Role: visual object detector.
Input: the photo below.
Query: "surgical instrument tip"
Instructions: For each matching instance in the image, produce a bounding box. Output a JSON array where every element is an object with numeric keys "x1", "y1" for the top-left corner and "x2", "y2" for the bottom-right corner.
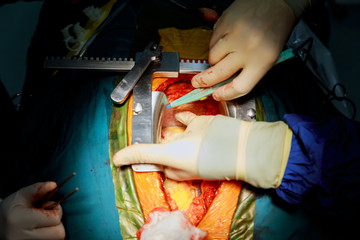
[
  {"x1": 44, "y1": 187, "x2": 79, "y2": 210},
  {"x1": 34, "y1": 172, "x2": 77, "y2": 208}
]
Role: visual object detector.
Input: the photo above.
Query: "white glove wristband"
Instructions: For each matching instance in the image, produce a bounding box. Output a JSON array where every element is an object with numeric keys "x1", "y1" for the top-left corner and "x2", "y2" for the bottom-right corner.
[
  {"x1": 196, "y1": 116, "x2": 292, "y2": 189},
  {"x1": 237, "y1": 121, "x2": 292, "y2": 188},
  {"x1": 197, "y1": 116, "x2": 241, "y2": 179}
]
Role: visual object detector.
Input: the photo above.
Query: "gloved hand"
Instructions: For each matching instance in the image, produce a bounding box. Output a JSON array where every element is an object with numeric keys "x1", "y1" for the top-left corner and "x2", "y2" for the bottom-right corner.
[
  {"x1": 113, "y1": 112, "x2": 293, "y2": 189},
  {"x1": 191, "y1": 0, "x2": 298, "y2": 101},
  {"x1": 0, "y1": 182, "x2": 65, "y2": 240}
]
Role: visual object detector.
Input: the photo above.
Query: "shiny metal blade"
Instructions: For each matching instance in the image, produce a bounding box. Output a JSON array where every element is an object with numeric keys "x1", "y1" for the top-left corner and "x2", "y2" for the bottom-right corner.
[{"x1": 110, "y1": 42, "x2": 162, "y2": 104}]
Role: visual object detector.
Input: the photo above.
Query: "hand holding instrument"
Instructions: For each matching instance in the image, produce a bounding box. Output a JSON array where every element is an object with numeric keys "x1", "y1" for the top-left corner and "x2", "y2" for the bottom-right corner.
[
  {"x1": 44, "y1": 43, "x2": 258, "y2": 172},
  {"x1": 167, "y1": 48, "x2": 295, "y2": 108},
  {"x1": 34, "y1": 172, "x2": 78, "y2": 210},
  {"x1": 0, "y1": 182, "x2": 66, "y2": 239}
]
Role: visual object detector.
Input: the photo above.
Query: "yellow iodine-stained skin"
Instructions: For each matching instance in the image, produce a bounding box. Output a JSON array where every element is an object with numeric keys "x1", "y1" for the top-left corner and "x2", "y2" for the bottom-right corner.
[
  {"x1": 133, "y1": 172, "x2": 170, "y2": 221},
  {"x1": 197, "y1": 181, "x2": 242, "y2": 239}
]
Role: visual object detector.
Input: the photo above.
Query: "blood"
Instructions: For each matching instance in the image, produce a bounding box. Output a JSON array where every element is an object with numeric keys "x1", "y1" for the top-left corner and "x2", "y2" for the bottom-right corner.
[
  {"x1": 201, "y1": 181, "x2": 220, "y2": 209},
  {"x1": 32, "y1": 205, "x2": 60, "y2": 219},
  {"x1": 147, "y1": 74, "x2": 224, "y2": 228},
  {"x1": 159, "y1": 75, "x2": 222, "y2": 129},
  {"x1": 34, "y1": 184, "x2": 46, "y2": 202},
  {"x1": 186, "y1": 196, "x2": 207, "y2": 226},
  {"x1": 165, "y1": 82, "x2": 195, "y2": 103},
  {"x1": 165, "y1": 192, "x2": 179, "y2": 211}
]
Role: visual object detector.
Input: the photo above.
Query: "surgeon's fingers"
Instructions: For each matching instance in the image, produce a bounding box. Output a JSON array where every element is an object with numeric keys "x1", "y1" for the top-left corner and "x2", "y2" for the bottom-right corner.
[
  {"x1": 208, "y1": 36, "x2": 229, "y2": 66},
  {"x1": 17, "y1": 182, "x2": 63, "y2": 228},
  {"x1": 174, "y1": 111, "x2": 197, "y2": 126},
  {"x1": 29, "y1": 223, "x2": 65, "y2": 240},
  {"x1": 209, "y1": 21, "x2": 227, "y2": 49},
  {"x1": 22, "y1": 203, "x2": 63, "y2": 229},
  {"x1": 113, "y1": 141, "x2": 198, "y2": 171},
  {"x1": 164, "y1": 167, "x2": 202, "y2": 181},
  {"x1": 192, "y1": 52, "x2": 242, "y2": 89},
  {"x1": 212, "y1": 63, "x2": 270, "y2": 101},
  {"x1": 22, "y1": 182, "x2": 57, "y2": 206},
  {"x1": 113, "y1": 144, "x2": 168, "y2": 167}
]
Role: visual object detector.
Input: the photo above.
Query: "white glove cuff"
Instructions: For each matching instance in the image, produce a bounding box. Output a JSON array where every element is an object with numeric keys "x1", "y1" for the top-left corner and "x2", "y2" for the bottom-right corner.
[
  {"x1": 197, "y1": 115, "x2": 240, "y2": 179},
  {"x1": 236, "y1": 121, "x2": 292, "y2": 189},
  {"x1": 195, "y1": 116, "x2": 292, "y2": 189}
]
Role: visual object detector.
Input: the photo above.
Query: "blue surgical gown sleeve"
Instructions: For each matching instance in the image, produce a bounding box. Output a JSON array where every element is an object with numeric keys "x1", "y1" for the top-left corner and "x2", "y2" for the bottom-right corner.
[{"x1": 276, "y1": 114, "x2": 360, "y2": 210}]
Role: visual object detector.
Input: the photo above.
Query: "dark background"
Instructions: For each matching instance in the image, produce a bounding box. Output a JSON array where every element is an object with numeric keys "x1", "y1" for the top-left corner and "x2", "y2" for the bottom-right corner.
[{"x1": 0, "y1": 0, "x2": 359, "y2": 120}]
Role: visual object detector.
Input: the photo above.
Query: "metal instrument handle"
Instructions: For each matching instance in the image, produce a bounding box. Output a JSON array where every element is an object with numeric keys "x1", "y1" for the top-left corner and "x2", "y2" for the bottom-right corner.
[{"x1": 110, "y1": 42, "x2": 162, "y2": 104}]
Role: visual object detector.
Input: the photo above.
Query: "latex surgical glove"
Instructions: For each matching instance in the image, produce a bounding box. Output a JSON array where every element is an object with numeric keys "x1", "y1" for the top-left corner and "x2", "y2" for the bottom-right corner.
[
  {"x1": 0, "y1": 182, "x2": 65, "y2": 240},
  {"x1": 113, "y1": 112, "x2": 292, "y2": 189},
  {"x1": 192, "y1": 0, "x2": 299, "y2": 101}
]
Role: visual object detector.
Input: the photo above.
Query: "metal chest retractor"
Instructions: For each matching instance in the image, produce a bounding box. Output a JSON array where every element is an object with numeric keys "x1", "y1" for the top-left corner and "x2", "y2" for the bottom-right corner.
[{"x1": 44, "y1": 42, "x2": 257, "y2": 172}]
